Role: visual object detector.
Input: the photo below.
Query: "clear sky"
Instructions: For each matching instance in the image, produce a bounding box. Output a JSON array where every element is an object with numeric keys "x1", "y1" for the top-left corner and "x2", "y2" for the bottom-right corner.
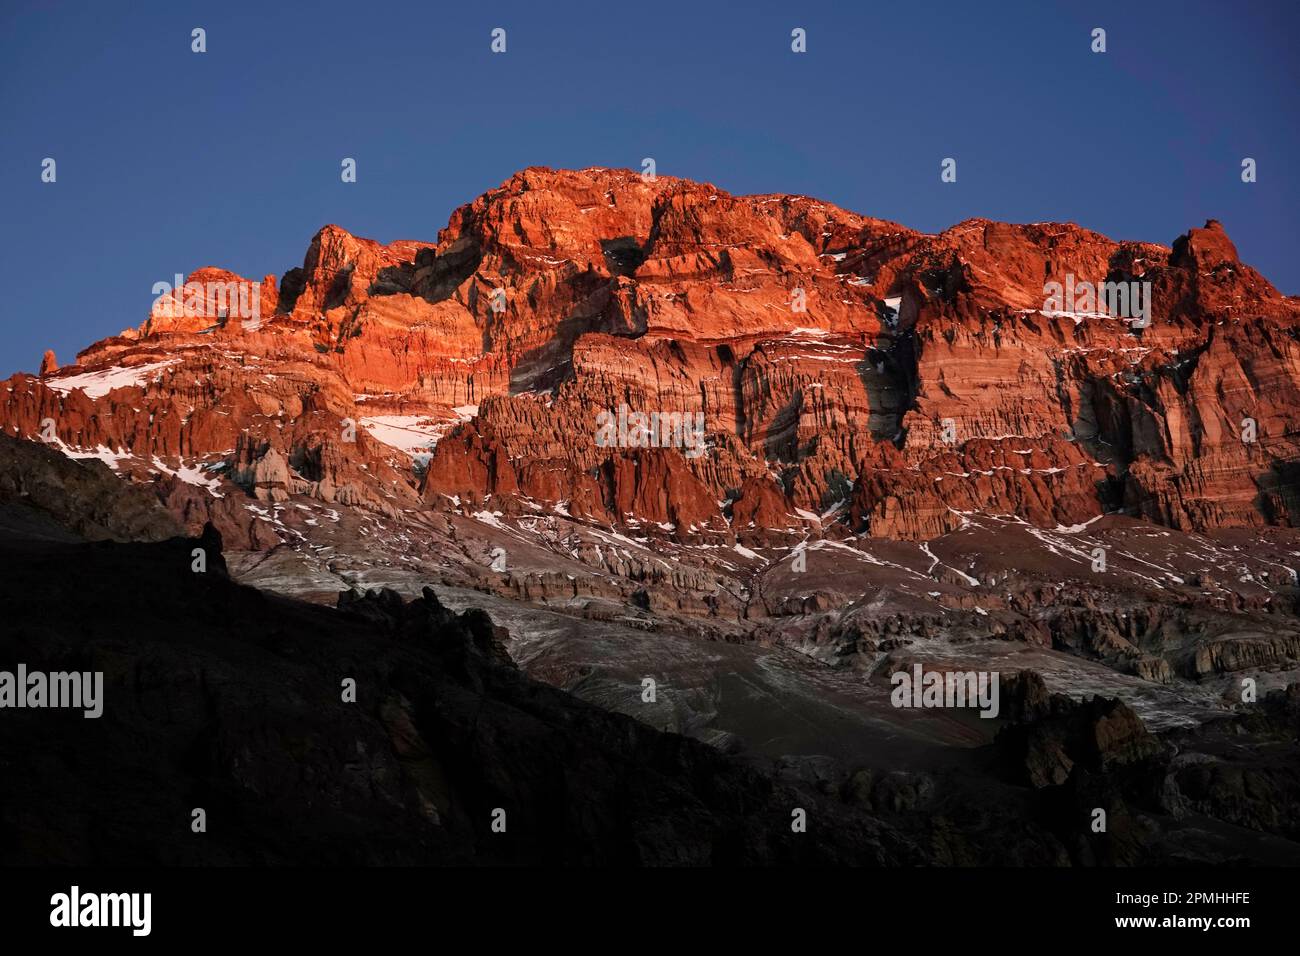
[{"x1": 2, "y1": 0, "x2": 1296, "y2": 374}]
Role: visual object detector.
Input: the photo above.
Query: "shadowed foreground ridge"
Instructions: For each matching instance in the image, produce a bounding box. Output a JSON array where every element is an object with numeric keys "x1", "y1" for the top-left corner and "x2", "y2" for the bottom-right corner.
[{"x1": 1, "y1": 447, "x2": 1298, "y2": 866}]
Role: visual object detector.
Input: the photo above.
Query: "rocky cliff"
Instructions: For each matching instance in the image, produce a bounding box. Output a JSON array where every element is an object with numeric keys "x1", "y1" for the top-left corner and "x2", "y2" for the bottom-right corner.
[{"x1": 3, "y1": 167, "x2": 1297, "y2": 551}]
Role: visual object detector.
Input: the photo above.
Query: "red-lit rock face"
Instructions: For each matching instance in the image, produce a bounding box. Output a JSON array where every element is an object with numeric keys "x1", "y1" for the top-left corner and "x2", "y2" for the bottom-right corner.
[{"x1": 4, "y1": 166, "x2": 1299, "y2": 547}]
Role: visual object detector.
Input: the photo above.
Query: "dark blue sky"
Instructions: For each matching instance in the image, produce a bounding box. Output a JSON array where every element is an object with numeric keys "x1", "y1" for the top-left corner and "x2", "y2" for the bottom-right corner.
[{"x1": 2, "y1": 0, "x2": 1296, "y2": 374}]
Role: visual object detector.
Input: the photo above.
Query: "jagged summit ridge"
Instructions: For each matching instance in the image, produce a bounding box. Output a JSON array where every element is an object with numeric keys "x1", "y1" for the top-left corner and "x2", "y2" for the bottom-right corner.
[{"x1": 2, "y1": 166, "x2": 1297, "y2": 550}]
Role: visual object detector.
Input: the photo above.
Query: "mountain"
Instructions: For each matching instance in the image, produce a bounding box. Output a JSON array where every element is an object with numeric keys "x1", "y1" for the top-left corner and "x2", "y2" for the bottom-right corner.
[
  {"x1": 3, "y1": 166, "x2": 1299, "y2": 771},
  {"x1": 10, "y1": 167, "x2": 1300, "y2": 541}
]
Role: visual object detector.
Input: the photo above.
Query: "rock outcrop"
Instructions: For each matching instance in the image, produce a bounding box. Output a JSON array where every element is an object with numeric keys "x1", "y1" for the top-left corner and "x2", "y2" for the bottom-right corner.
[{"x1": 4, "y1": 167, "x2": 1297, "y2": 551}]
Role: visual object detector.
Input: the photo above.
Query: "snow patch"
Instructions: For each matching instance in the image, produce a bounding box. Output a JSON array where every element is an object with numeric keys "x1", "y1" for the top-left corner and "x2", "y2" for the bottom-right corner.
[{"x1": 45, "y1": 360, "x2": 180, "y2": 399}]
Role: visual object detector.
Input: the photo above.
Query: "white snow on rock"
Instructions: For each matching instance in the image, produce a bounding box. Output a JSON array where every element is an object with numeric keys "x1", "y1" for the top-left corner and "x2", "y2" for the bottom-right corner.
[
  {"x1": 1053, "y1": 515, "x2": 1105, "y2": 534},
  {"x1": 44, "y1": 360, "x2": 180, "y2": 399},
  {"x1": 471, "y1": 510, "x2": 505, "y2": 529},
  {"x1": 360, "y1": 416, "x2": 452, "y2": 461},
  {"x1": 49, "y1": 439, "x2": 134, "y2": 469},
  {"x1": 151, "y1": 456, "x2": 225, "y2": 497},
  {"x1": 361, "y1": 407, "x2": 480, "y2": 464}
]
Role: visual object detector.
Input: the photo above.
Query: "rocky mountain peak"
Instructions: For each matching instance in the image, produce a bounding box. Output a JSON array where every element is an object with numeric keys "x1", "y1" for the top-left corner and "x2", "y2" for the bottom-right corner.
[{"x1": 2, "y1": 166, "x2": 1297, "y2": 557}]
